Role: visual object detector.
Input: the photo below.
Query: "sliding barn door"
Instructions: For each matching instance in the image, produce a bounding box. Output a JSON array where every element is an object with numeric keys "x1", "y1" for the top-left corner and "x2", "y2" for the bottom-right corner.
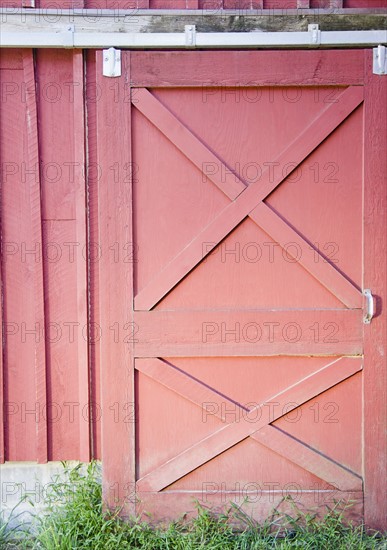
[{"x1": 95, "y1": 50, "x2": 386, "y2": 529}]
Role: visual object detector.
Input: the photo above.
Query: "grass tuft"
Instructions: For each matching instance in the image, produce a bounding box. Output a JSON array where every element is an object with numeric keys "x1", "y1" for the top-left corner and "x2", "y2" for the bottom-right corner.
[{"x1": 1, "y1": 461, "x2": 386, "y2": 549}]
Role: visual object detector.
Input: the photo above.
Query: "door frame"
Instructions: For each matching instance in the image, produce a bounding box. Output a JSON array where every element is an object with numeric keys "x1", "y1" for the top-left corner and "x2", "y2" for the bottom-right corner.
[{"x1": 93, "y1": 49, "x2": 386, "y2": 530}]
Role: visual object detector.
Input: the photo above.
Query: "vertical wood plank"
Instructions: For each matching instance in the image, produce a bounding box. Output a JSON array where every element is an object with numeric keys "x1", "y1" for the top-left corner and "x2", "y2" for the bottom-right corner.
[
  {"x1": 85, "y1": 50, "x2": 101, "y2": 460},
  {"x1": 96, "y1": 50, "x2": 135, "y2": 515},
  {"x1": 199, "y1": 0, "x2": 223, "y2": 9},
  {"x1": 0, "y1": 66, "x2": 25, "y2": 462},
  {"x1": 0, "y1": 58, "x2": 7, "y2": 463},
  {"x1": 36, "y1": 50, "x2": 89, "y2": 462},
  {"x1": 22, "y1": 50, "x2": 47, "y2": 463},
  {"x1": 0, "y1": 54, "x2": 46, "y2": 461},
  {"x1": 363, "y1": 51, "x2": 387, "y2": 532},
  {"x1": 0, "y1": 50, "x2": 23, "y2": 70},
  {"x1": 73, "y1": 51, "x2": 90, "y2": 463},
  {"x1": 0, "y1": 170, "x2": 3, "y2": 464}
]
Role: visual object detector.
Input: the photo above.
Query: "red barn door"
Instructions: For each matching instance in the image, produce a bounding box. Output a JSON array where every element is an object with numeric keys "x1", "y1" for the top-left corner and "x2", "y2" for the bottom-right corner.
[{"x1": 95, "y1": 50, "x2": 386, "y2": 529}]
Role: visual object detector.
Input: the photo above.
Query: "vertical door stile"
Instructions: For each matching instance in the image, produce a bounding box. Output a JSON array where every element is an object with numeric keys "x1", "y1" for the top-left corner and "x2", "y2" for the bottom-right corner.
[
  {"x1": 96, "y1": 50, "x2": 136, "y2": 515},
  {"x1": 363, "y1": 49, "x2": 387, "y2": 531}
]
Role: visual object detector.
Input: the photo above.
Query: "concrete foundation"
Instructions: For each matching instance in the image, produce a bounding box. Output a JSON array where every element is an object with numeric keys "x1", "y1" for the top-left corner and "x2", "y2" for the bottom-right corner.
[{"x1": 0, "y1": 461, "x2": 95, "y2": 529}]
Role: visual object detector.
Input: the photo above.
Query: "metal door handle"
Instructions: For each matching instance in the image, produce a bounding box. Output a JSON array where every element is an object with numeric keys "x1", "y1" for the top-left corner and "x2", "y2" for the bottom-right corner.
[{"x1": 363, "y1": 289, "x2": 374, "y2": 324}]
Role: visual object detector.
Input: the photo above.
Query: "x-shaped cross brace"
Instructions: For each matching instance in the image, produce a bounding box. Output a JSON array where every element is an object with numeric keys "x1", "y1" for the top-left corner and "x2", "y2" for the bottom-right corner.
[
  {"x1": 136, "y1": 356, "x2": 362, "y2": 492},
  {"x1": 133, "y1": 86, "x2": 363, "y2": 311}
]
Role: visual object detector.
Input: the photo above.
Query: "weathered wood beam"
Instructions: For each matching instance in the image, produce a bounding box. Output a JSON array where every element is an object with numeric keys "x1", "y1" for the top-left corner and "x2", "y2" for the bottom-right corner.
[{"x1": 0, "y1": 9, "x2": 386, "y2": 35}]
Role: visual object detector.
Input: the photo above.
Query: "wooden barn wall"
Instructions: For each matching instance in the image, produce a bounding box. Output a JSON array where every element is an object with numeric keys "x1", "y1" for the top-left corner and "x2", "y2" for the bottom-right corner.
[
  {"x1": 0, "y1": 49, "x2": 93, "y2": 462},
  {"x1": 0, "y1": 1, "x2": 386, "y2": 9},
  {"x1": 0, "y1": 0, "x2": 386, "y2": 463}
]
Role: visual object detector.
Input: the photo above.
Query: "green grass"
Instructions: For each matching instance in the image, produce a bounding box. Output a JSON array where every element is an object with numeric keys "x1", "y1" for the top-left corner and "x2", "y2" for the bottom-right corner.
[{"x1": 1, "y1": 462, "x2": 386, "y2": 549}]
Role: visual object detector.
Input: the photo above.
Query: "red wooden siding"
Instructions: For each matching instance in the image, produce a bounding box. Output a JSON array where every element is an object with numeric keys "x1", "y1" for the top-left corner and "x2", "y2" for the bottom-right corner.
[
  {"x1": 0, "y1": 50, "x2": 47, "y2": 462},
  {"x1": 0, "y1": 49, "x2": 91, "y2": 462}
]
